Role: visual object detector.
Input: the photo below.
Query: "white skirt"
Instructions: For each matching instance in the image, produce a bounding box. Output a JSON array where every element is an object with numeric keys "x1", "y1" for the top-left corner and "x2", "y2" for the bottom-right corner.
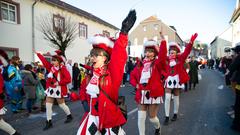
[
  {"x1": 140, "y1": 90, "x2": 163, "y2": 104},
  {"x1": 165, "y1": 75, "x2": 184, "y2": 89},
  {"x1": 77, "y1": 113, "x2": 125, "y2": 135},
  {"x1": 45, "y1": 86, "x2": 62, "y2": 98},
  {"x1": 0, "y1": 107, "x2": 7, "y2": 115}
]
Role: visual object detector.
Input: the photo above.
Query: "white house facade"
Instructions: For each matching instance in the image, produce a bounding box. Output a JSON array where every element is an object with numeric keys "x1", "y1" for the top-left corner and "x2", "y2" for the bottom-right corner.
[
  {"x1": 0, "y1": 0, "x2": 119, "y2": 64},
  {"x1": 230, "y1": 0, "x2": 240, "y2": 47},
  {"x1": 210, "y1": 26, "x2": 232, "y2": 59}
]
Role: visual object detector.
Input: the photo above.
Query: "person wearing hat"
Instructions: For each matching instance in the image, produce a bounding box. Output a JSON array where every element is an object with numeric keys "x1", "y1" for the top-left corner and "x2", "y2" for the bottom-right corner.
[
  {"x1": 0, "y1": 49, "x2": 21, "y2": 135},
  {"x1": 4, "y1": 55, "x2": 24, "y2": 113},
  {"x1": 76, "y1": 10, "x2": 136, "y2": 135},
  {"x1": 36, "y1": 50, "x2": 73, "y2": 130},
  {"x1": 129, "y1": 33, "x2": 166, "y2": 135},
  {"x1": 226, "y1": 43, "x2": 240, "y2": 132},
  {"x1": 163, "y1": 33, "x2": 198, "y2": 125}
]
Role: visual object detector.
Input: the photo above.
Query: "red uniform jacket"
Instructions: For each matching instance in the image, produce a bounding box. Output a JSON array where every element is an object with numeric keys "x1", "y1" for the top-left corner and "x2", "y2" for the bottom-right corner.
[
  {"x1": 36, "y1": 53, "x2": 71, "y2": 97},
  {"x1": 98, "y1": 33, "x2": 128, "y2": 129},
  {"x1": 0, "y1": 70, "x2": 4, "y2": 109},
  {"x1": 164, "y1": 41, "x2": 194, "y2": 84},
  {"x1": 130, "y1": 40, "x2": 167, "y2": 103},
  {"x1": 79, "y1": 33, "x2": 128, "y2": 129}
]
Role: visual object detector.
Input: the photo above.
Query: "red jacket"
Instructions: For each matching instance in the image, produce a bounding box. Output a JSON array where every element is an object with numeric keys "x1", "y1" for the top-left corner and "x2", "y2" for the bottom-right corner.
[
  {"x1": 37, "y1": 53, "x2": 71, "y2": 97},
  {"x1": 79, "y1": 33, "x2": 128, "y2": 129},
  {"x1": 130, "y1": 40, "x2": 167, "y2": 103},
  {"x1": 0, "y1": 70, "x2": 4, "y2": 109},
  {"x1": 98, "y1": 33, "x2": 128, "y2": 129},
  {"x1": 164, "y1": 41, "x2": 194, "y2": 84}
]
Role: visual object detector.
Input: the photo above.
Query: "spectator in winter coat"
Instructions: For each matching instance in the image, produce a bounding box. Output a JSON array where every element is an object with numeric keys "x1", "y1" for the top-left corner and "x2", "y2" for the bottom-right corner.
[{"x1": 22, "y1": 64, "x2": 39, "y2": 114}]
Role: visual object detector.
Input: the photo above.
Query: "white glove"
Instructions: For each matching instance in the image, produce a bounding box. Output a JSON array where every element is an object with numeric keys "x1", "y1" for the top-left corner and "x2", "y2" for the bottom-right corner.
[{"x1": 47, "y1": 72, "x2": 53, "y2": 78}]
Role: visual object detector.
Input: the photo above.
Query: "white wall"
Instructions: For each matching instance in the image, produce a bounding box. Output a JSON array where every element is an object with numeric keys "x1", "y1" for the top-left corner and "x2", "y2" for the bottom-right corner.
[
  {"x1": 232, "y1": 17, "x2": 240, "y2": 47},
  {"x1": 0, "y1": 0, "x2": 33, "y2": 64},
  {"x1": 34, "y1": 2, "x2": 118, "y2": 64},
  {"x1": 0, "y1": 0, "x2": 118, "y2": 65}
]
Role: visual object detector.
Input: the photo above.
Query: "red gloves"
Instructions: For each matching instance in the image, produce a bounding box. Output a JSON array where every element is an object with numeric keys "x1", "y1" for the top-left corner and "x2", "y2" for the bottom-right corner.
[{"x1": 189, "y1": 33, "x2": 198, "y2": 44}]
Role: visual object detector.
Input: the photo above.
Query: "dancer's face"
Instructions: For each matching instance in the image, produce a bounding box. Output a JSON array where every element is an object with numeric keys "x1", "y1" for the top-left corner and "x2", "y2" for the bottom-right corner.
[
  {"x1": 169, "y1": 50, "x2": 177, "y2": 56},
  {"x1": 145, "y1": 48, "x2": 155, "y2": 60},
  {"x1": 90, "y1": 48, "x2": 108, "y2": 69},
  {"x1": 51, "y1": 58, "x2": 59, "y2": 67}
]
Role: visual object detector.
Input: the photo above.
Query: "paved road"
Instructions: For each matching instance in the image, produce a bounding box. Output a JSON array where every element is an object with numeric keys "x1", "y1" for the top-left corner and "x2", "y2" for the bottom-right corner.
[{"x1": 1, "y1": 69, "x2": 239, "y2": 135}]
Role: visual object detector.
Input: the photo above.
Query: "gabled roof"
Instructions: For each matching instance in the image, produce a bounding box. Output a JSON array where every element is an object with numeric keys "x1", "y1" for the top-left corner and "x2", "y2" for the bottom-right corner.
[
  {"x1": 43, "y1": 0, "x2": 119, "y2": 30},
  {"x1": 141, "y1": 15, "x2": 159, "y2": 23},
  {"x1": 230, "y1": 6, "x2": 240, "y2": 23}
]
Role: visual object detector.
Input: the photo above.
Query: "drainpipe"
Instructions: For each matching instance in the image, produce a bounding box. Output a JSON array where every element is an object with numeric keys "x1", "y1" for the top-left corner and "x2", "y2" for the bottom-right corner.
[{"x1": 32, "y1": 0, "x2": 39, "y2": 62}]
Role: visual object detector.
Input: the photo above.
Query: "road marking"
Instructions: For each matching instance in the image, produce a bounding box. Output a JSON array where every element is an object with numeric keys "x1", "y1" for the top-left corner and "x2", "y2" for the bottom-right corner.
[
  {"x1": 127, "y1": 108, "x2": 138, "y2": 115},
  {"x1": 218, "y1": 85, "x2": 224, "y2": 90},
  {"x1": 28, "y1": 112, "x2": 58, "y2": 119}
]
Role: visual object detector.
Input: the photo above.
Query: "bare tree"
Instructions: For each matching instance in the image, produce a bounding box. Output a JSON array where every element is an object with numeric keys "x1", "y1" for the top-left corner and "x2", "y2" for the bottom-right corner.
[{"x1": 38, "y1": 13, "x2": 78, "y2": 57}]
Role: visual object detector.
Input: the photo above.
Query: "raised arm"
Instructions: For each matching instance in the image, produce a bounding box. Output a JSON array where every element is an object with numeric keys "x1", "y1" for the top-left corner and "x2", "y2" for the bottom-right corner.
[
  {"x1": 36, "y1": 53, "x2": 51, "y2": 72},
  {"x1": 108, "y1": 10, "x2": 136, "y2": 97},
  {"x1": 180, "y1": 33, "x2": 198, "y2": 61},
  {"x1": 156, "y1": 32, "x2": 167, "y2": 69}
]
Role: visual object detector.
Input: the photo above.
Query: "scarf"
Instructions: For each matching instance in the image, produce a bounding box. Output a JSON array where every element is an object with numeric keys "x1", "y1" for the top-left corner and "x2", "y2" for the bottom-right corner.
[
  {"x1": 140, "y1": 59, "x2": 153, "y2": 84},
  {"x1": 86, "y1": 66, "x2": 105, "y2": 98},
  {"x1": 169, "y1": 55, "x2": 177, "y2": 67}
]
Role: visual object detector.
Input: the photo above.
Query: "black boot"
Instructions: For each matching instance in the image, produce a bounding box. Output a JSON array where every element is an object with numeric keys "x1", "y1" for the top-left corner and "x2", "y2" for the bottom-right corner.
[
  {"x1": 163, "y1": 117, "x2": 169, "y2": 125},
  {"x1": 64, "y1": 114, "x2": 73, "y2": 123},
  {"x1": 171, "y1": 114, "x2": 177, "y2": 121},
  {"x1": 155, "y1": 127, "x2": 161, "y2": 135},
  {"x1": 13, "y1": 131, "x2": 21, "y2": 135},
  {"x1": 43, "y1": 120, "x2": 53, "y2": 130}
]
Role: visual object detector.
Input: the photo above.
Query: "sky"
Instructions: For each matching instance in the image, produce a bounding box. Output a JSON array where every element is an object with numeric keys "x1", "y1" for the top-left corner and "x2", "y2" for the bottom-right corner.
[{"x1": 62, "y1": 0, "x2": 236, "y2": 44}]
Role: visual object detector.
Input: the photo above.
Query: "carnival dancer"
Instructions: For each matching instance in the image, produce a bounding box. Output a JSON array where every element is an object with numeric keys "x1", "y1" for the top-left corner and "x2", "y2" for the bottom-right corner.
[
  {"x1": 0, "y1": 49, "x2": 21, "y2": 135},
  {"x1": 76, "y1": 10, "x2": 136, "y2": 135},
  {"x1": 4, "y1": 56, "x2": 23, "y2": 113},
  {"x1": 35, "y1": 50, "x2": 73, "y2": 130},
  {"x1": 129, "y1": 33, "x2": 166, "y2": 135},
  {"x1": 163, "y1": 33, "x2": 198, "y2": 125}
]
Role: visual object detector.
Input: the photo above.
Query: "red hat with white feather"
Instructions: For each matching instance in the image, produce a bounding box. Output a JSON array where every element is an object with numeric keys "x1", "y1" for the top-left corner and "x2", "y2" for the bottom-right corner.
[
  {"x1": 168, "y1": 42, "x2": 181, "y2": 53},
  {"x1": 51, "y1": 50, "x2": 66, "y2": 63},
  {"x1": 144, "y1": 39, "x2": 159, "y2": 53},
  {"x1": 88, "y1": 34, "x2": 115, "y2": 55}
]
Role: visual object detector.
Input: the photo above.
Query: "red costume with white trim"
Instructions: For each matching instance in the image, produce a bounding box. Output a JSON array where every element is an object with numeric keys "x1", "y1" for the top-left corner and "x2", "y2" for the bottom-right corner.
[
  {"x1": 130, "y1": 40, "x2": 167, "y2": 104},
  {"x1": 77, "y1": 33, "x2": 128, "y2": 135},
  {"x1": 164, "y1": 33, "x2": 198, "y2": 88},
  {"x1": 36, "y1": 53, "x2": 71, "y2": 97}
]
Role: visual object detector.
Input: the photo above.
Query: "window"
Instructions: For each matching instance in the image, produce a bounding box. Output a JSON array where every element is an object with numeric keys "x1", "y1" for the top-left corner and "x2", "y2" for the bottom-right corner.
[
  {"x1": 0, "y1": 47, "x2": 19, "y2": 59},
  {"x1": 102, "y1": 30, "x2": 110, "y2": 37},
  {"x1": 154, "y1": 24, "x2": 159, "y2": 30},
  {"x1": 0, "y1": 0, "x2": 20, "y2": 24},
  {"x1": 53, "y1": 14, "x2": 65, "y2": 32},
  {"x1": 134, "y1": 38, "x2": 138, "y2": 45},
  {"x1": 143, "y1": 26, "x2": 146, "y2": 31},
  {"x1": 79, "y1": 23, "x2": 87, "y2": 38}
]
